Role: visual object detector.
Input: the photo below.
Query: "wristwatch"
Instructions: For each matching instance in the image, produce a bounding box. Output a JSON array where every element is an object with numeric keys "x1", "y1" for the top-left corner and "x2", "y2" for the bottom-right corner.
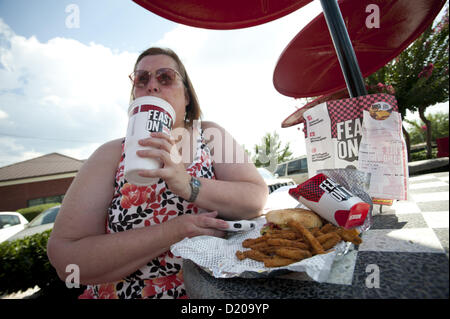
[{"x1": 187, "y1": 176, "x2": 201, "y2": 202}]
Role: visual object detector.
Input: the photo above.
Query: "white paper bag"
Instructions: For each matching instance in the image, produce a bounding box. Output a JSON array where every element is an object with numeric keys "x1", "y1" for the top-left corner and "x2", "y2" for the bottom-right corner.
[{"x1": 302, "y1": 93, "x2": 408, "y2": 201}]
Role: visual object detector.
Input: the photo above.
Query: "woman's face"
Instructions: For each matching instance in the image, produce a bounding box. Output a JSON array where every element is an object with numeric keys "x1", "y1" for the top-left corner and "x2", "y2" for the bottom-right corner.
[{"x1": 133, "y1": 54, "x2": 189, "y2": 129}]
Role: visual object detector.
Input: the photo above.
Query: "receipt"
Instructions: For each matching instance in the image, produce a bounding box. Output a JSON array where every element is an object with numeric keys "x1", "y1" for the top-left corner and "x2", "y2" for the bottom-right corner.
[{"x1": 358, "y1": 110, "x2": 408, "y2": 200}]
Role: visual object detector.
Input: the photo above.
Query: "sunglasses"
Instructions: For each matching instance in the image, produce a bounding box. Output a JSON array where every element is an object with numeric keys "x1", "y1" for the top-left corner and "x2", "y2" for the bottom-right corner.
[{"x1": 129, "y1": 68, "x2": 185, "y2": 88}]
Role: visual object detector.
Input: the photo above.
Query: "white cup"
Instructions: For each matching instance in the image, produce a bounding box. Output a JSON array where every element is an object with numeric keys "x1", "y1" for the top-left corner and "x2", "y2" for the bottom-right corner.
[{"x1": 124, "y1": 96, "x2": 176, "y2": 185}]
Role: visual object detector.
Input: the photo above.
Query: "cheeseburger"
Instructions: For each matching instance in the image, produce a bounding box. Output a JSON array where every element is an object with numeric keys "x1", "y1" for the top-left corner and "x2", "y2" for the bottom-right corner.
[{"x1": 261, "y1": 208, "x2": 322, "y2": 234}]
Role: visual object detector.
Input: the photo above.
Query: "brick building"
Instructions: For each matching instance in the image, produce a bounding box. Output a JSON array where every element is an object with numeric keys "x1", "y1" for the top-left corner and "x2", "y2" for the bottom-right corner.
[{"x1": 0, "y1": 153, "x2": 84, "y2": 211}]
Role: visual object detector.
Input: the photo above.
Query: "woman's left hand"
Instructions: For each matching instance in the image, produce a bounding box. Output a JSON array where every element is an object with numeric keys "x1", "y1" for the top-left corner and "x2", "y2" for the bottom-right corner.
[{"x1": 136, "y1": 132, "x2": 191, "y2": 199}]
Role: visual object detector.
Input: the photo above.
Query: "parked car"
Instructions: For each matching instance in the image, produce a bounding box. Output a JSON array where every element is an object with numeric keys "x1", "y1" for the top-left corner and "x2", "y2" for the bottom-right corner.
[
  {"x1": 7, "y1": 205, "x2": 61, "y2": 242},
  {"x1": 0, "y1": 212, "x2": 29, "y2": 243},
  {"x1": 273, "y1": 156, "x2": 309, "y2": 184},
  {"x1": 257, "y1": 167, "x2": 295, "y2": 194}
]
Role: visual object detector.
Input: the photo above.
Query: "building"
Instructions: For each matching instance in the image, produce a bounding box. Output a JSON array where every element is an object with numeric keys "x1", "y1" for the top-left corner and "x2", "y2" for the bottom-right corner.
[{"x1": 0, "y1": 153, "x2": 84, "y2": 211}]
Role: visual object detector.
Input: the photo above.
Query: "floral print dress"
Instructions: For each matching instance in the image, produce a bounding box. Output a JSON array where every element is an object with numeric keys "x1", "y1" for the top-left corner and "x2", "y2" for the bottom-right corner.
[{"x1": 79, "y1": 121, "x2": 215, "y2": 299}]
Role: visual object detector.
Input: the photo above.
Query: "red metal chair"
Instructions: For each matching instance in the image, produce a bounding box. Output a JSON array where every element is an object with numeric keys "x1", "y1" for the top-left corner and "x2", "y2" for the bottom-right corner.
[{"x1": 436, "y1": 136, "x2": 449, "y2": 158}]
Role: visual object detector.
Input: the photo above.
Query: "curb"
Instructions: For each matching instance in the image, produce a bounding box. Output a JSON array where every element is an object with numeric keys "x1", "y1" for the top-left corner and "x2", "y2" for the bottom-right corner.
[{"x1": 408, "y1": 157, "x2": 449, "y2": 176}]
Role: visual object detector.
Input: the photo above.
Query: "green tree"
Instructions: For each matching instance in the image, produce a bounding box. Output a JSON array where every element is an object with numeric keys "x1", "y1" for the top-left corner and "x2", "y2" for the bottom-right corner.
[
  {"x1": 366, "y1": 5, "x2": 449, "y2": 160},
  {"x1": 405, "y1": 111, "x2": 449, "y2": 145},
  {"x1": 253, "y1": 131, "x2": 293, "y2": 171}
]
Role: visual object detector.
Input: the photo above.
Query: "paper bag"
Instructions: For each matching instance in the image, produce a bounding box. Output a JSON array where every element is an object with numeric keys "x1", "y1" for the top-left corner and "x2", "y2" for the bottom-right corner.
[{"x1": 302, "y1": 93, "x2": 408, "y2": 201}]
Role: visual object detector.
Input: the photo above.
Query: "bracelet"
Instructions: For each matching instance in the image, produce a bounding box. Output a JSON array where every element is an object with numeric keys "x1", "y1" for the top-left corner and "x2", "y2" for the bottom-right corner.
[{"x1": 187, "y1": 176, "x2": 201, "y2": 202}]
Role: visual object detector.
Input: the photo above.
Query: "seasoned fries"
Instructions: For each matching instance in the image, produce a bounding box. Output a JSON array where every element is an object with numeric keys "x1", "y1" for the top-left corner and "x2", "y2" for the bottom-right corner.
[
  {"x1": 263, "y1": 256, "x2": 297, "y2": 268},
  {"x1": 288, "y1": 220, "x2": 325, "y2": 255},
  {"x1": 266, "y1": 238, "x2": 309, "y2": 250},
  {"x1": 236, "y1": 223, "x2": 363, "y2": 268},
  {"x1": 336, "y1": 227, "x2": 362, "y2": 245},
  {"x1": 275, "y1": 247, "x2": 312, "y2": 260},
  {"x1": 320, "y1": 223, "x2": 338, "y2": 234}
]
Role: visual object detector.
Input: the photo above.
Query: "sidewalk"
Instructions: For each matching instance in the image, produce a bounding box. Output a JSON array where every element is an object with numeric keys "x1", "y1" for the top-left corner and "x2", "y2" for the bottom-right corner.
[{"x1": 1, "y1": 286, "x2": 40, "y2": 299}]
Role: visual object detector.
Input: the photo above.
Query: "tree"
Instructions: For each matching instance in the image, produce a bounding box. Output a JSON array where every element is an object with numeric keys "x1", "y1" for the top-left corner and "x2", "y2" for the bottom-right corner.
[
  {"x1": 252, "y1": 131, "x2": 293, "y2": 171},
  {"x1": 366, "y1": 5, "x2": 449, "y2": 160},
  {"x1": 404, "y1": 111, "x2": 449, "y2": 145}
]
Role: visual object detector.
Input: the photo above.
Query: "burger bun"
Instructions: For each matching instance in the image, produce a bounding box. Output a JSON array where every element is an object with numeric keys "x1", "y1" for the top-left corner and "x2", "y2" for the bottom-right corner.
[{"x1": 265, "y1": 208, "x2": 322, "y2": 229}]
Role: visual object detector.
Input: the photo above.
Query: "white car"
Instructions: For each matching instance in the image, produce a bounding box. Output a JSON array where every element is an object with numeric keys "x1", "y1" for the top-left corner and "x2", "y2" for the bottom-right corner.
[
  {"x1": 257, "y1": 167, "x2": 296, "y2": 193},
  {"x1": 0, "y1": 212, "x2": 29, "y2": 243},
  {"x1": 7, "y1": 205, "x2": 61, "y2": 242}
]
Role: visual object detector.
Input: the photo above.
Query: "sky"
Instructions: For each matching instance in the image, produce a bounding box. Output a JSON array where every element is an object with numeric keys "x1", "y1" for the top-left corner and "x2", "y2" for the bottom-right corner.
[{"x1": 0, "y1": 0, "x2": 448, "y2": 168}]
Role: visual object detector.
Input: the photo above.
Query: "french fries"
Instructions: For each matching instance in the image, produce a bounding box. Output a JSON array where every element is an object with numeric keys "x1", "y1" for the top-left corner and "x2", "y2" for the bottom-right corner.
[
  {"x1": 275, "y1": 247, "x2": 312, "y2": 260},
  {"x1": 236, "y1": 223, "x2": 362, "y2": 268},
  {"x1": 288, "y1": 220, "x2": 325, "y2": 255}
]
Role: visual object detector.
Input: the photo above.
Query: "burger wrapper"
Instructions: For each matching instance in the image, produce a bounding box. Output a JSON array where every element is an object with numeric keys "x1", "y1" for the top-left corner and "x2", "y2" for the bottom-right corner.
[
  {"x1": 170, "y1": 216, "x2": 351, "y2": 282},
  {"x1": 317, "y1": 168, "x2": 373, "y2": 232}
]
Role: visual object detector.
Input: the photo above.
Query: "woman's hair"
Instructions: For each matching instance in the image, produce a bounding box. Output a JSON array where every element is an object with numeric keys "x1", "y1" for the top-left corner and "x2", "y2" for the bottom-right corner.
[{"x1": 130, "y1": 47, "x2": 202, "y2": 127}]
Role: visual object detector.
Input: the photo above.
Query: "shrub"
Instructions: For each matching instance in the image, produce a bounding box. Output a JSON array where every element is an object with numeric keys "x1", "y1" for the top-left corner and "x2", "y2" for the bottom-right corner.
[
  {"x1": 0, "y1": 229, "x2": 59, "y2": 295},
  {"x1": 410, "y1": 148, "x2": 438, "y2": 162},
  {"x1": 17, "y1": 203, "x2": 60, "y2": 222},
  {"x1": 0, "y1": 228, "x2": 86, "y2": 299}
]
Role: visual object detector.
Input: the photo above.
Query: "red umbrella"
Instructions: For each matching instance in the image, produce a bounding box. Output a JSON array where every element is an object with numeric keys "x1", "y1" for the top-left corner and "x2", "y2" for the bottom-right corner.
[
  {"x1": 273, "y1": 0, "x2": 446, "y2": 98},
  {"x1": 132, "y1": 0, "x2": 312, "y2": 30}
]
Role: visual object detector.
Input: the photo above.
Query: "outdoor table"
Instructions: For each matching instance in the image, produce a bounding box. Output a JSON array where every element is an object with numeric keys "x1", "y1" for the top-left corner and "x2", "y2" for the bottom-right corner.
[{"x1": 181, "y1": 173, "x2": 449, "y2": 298}]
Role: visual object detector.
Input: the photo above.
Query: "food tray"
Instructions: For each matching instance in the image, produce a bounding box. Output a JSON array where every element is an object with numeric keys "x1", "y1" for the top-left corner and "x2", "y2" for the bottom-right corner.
[{"x1": 170, "y1": 216, "x2": 350, "y2": 281}]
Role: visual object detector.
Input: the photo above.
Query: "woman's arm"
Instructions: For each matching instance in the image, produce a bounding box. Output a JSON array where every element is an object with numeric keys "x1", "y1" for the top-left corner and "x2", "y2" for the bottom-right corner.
[
  {"x1": 196, "y1": 121, "x2": 269, "y2": 219},
  {"x1": 47, "y1": 139, "x2": 228, "y2": 285},
  {"x1": 137, "y1": 121, "x2": 269, "y2": 220}
]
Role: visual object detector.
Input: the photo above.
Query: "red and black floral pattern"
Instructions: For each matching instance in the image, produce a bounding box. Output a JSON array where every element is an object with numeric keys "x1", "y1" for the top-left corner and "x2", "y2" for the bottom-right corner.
[{"x1": 80, "y1": 122, "x2": 215, "y2": 299}]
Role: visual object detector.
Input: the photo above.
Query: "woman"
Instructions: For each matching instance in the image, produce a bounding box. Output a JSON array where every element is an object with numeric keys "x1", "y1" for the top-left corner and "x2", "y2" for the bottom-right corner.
[{"x1": 47, "y1": 47, "x2": 268, "y2": 299}]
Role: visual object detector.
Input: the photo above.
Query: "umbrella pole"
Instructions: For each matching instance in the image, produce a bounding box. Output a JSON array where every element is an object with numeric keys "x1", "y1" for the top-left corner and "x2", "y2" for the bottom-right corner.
[{"x1": 319, "y1": 0, "x2": 368, "y2": 98}]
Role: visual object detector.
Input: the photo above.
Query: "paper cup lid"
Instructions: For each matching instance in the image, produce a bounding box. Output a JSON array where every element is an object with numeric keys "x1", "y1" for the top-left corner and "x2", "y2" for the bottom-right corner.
[{"x1": 127, "y1": 96, "x2": 176, "y2": 122}]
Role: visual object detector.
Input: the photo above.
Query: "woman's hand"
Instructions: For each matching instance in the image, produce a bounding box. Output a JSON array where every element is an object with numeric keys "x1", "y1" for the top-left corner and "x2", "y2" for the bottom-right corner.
[
  {"x1": 136, "y1": 132, "x2": 191, "y2": 199},
  {"x1": 166, "y1": 211, "x2": 229, "y2": 241}
]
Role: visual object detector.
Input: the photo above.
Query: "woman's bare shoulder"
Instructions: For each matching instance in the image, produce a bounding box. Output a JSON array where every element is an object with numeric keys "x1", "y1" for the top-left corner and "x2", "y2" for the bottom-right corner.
[
  {"x1": 84, "y1": 138, "x2": 123, "y2": 168},
  {"x1": 201, "y1": 121, "x2": 228, "y2": 137},
  {"x1": 97, "y1": 138, "x2": 124, "y2": 153},
  {"x1": 201, "y1": 120, "x2": 224, "y2": 131}
]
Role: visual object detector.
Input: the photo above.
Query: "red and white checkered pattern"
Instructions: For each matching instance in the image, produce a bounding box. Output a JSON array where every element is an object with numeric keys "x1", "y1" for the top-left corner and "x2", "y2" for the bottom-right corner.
[{"x1": 302, "y1": 93, "x2": 398, "y2": 138}]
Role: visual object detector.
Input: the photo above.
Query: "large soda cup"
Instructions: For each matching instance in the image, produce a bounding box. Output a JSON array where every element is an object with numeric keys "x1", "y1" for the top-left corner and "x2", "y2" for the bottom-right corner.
[
  {"x1": 289, "y1": 173, "x2": 369, "y2": 229},
  {"x1": 124, "y1": 96, "x2": 176, "y2": 186}
]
